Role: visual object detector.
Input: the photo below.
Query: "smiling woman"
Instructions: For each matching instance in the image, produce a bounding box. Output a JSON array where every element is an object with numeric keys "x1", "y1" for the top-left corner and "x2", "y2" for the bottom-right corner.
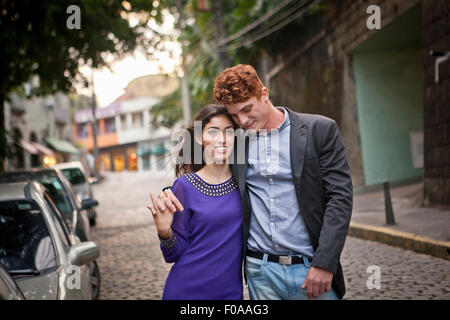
[
  {"x1": 147, "y1": 104, "x2": 244, "y2": 300},
  {"x1": 174, "y1": 104, "x2": 237, "y2": 178}
]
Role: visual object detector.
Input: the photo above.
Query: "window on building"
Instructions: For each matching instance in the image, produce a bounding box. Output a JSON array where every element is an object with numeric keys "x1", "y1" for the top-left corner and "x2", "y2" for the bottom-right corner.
[
  {"x1": 76, "y1": 122, "x2": 89, "y2": 138},
  {"x1": 120, "y1": 115, "x2": 127, "y2": 131},
  {"x1": 56, "y1": 123, "x2": 65, "y2": 139},
  {"x1": 132, "y1": 112, "x2": 143, "y2": 129},
  {"x1": 104, "y1": 117, "x2": 116, "y2": 133},
  {"x1": 143, "y1": 155, "x2": 151, "y2": 170}
]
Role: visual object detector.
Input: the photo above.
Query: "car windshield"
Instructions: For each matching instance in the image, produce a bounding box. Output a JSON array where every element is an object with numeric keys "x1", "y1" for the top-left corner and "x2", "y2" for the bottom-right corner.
[
  {"x1": 61, "y1": 168, "x2": 86, "y2": 185},
  {"x1": 0, "y1": 200, "x2": 57, "y2": 274},
  {"x1": 37, "y1": 176, "x2": 73, "y2": 216}
]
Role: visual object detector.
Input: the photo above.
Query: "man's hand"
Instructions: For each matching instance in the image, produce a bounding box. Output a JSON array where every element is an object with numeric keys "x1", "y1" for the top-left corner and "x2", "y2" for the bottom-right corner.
[
  {"x1": 301, "y1": 266, "x2": 333, "y2": 299},
  {"x1": 147, "y1": 189, "x2": 184, "y2": 215}
]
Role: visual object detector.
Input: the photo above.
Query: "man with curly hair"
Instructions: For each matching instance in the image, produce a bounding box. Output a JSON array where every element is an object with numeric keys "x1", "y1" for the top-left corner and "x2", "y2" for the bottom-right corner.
[{"x1": 156, "y1": 64, "x2": 353, "y2": 300}]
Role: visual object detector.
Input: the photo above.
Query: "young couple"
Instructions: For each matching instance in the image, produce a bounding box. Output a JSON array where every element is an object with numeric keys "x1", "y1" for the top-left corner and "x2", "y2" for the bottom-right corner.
[{"x1": 147, "y1": 64, "x2": 353, "y2": 300}]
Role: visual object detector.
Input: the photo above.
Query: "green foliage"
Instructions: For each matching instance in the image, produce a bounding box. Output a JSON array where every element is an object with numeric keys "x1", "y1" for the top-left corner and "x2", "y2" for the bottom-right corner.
[
  {"x1": 150, "y1": 0, "x2": 283, "y2": 127},
  {"x1": 149, "y1": 0, "x2": 325, "y2": 127},
  {"x1": 0, "y1": 0, "x2": 158, "y2": 165}
]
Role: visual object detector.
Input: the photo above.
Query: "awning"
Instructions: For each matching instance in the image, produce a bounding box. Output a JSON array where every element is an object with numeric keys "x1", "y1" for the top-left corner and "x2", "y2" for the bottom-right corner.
[
  {"x1": 137, "y1": 149, "x2": 152, "y2": 157},
  {"x1": 45, "y1": 137, "x2": 79, "y2": 155},
  {"x1": 151, "y1": 145, "x2": 168, "y2": 155},
  {"x1": 18, "y1": 139, "x2": 39, "y2": 154},
  {"x1": 31, "y1": 142, "x2": 54, "y2": 156}
]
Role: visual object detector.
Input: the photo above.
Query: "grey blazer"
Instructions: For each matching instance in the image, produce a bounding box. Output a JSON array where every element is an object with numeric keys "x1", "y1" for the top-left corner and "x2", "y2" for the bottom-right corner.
[{"x1": 231, "y1": 107, "x2": 353, "y2": 299}]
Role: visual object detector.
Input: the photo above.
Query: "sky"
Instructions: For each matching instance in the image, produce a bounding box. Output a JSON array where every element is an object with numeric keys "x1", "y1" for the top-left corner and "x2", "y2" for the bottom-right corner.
[{"x1": 77, "y1": 9, "x2": 181, "y2": 108}]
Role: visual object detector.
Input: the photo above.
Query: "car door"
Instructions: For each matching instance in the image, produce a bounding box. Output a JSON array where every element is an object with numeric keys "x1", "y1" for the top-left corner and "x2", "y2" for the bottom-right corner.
[
  {"x1": 58, "y1": 172, "x2": 91, "y2": 241},
  {"x1": 0, "y1": 264, "x2": 25, "y2": 300},
  {"x1": 42, "y1": 195, "x2": 91, "y2": 300}
]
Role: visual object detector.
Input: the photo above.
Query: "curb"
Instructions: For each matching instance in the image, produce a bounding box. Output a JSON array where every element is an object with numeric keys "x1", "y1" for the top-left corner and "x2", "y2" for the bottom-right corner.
[{"x1": 348, "y1": 222, "x2": 450, "y2": 261}]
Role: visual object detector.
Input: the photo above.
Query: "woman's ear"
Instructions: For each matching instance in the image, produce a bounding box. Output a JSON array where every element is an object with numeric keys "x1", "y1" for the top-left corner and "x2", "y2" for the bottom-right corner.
[
  {"x1": 193, "y1": 121, "x2": 203, "y2": 146},
  {"x1": 194, "y1": 131, "x2": 203, "y2": 146}
]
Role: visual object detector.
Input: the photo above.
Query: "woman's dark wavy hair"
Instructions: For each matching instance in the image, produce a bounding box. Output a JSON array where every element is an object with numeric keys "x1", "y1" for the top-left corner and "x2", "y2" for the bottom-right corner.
[{"x1": 175, "y1": 104, "x2": 237, "y2": 178}]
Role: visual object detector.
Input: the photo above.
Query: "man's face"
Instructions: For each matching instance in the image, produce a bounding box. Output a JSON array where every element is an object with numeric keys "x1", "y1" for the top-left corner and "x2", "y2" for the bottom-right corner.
[{"x1": 225, "y1": 89, "x2": 270, "y2": 131}]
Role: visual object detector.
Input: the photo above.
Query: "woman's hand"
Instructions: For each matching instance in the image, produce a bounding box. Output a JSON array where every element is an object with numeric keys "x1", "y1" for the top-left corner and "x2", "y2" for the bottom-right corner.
[{"x1": 147, "y1": 192, "x2": 175, "y2": 239}]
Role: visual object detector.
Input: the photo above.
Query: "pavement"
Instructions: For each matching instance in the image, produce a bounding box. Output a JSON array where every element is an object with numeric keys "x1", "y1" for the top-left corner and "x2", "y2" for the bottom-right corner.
[
  {"x1": 89, "y1": 170, "x2": 450, "y2": 300},
  {"x1": 350, "y1": 182, "x2": 450, "y2": 261}
]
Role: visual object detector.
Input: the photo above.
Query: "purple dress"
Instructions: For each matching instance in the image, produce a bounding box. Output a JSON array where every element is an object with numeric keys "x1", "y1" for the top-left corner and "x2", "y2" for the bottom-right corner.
[{"x1": 160, "y1": 172, "x2": 243, "y2": 300}]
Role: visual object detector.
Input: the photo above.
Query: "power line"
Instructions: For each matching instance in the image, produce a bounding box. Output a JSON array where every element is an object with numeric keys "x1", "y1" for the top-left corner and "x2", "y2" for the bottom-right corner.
[
  {"x1": 219, "y1": 0, "x2": 321, "y2": 52},
  {"x1": 231, "y1": 0, "x2": 313, "y2": 48},
  {"x1": 217, "y1": 0, "x2": 295, "y2": 47}
]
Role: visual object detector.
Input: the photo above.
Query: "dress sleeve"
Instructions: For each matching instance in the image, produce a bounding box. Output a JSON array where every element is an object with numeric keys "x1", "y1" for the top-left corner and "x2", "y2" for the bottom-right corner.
[{"x1": 159, "y1": 177, "x2": 190, "y2": 263}]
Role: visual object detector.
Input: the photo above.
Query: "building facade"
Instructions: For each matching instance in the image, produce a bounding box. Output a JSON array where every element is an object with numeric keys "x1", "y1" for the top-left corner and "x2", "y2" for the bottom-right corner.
[
  {"x1": 5, "y1": 81, "x2": 79, "y2": 170},
  {"x1": 73, "y1": 74, "x2": 178, "y2": 174}
]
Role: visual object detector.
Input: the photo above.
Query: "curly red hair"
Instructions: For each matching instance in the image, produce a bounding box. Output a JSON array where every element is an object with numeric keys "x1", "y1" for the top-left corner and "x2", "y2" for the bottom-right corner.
[{"x1": 214, "y1": 64, "x2": 263, "y2": 104}]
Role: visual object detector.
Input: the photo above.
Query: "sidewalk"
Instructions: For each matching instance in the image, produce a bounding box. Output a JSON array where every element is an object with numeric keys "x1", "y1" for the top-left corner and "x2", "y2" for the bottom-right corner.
[{"x1": 349, "y1": 181, "x2": 450, "y2": 260}]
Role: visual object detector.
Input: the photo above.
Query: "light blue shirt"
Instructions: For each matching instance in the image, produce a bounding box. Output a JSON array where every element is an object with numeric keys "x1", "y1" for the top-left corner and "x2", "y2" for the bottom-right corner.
[{"x1": 246, "y1": 107, "x2": 314, "y2": 257}]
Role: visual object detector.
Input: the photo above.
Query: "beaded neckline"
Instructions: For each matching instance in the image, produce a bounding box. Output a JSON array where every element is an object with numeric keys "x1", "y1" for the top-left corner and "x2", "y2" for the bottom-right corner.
[{"x1": 184, "y1": 173, "x2": 238, "y2": 197}]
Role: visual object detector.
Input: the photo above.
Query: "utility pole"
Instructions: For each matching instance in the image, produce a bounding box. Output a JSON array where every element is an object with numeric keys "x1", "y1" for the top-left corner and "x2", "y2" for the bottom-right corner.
[
  {"x1": 91, "y1": 71, "x2": 99, "y2": 179},
  {"x1": 176, "y1": 0, "x2": 192, "y2": 127},
  {"x1": 211, "y1": 0, "x2": 232, "y2": 69}
]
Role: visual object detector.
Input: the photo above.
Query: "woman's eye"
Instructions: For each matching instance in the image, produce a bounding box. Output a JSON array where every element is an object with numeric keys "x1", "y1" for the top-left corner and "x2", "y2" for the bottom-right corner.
[
  {"x1": 207, "y1": 129, "x2": 218, "y2": 135},
  {"x1": 226, "y1": 129, "x2": 235, "y2": 136}
]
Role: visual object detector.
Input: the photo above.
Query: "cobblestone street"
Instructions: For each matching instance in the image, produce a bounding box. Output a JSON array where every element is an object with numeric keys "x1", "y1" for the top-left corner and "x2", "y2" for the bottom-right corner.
[{"x1": 90, "y1": 171, "x2": 450, "y2": 300}]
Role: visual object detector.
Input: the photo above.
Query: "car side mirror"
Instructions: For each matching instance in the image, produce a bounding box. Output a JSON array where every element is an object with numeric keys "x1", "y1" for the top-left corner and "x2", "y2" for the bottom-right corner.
[
  {"x1": 68, "y1": 242, "x2": 100, "y2": 266},
  {"x1": 81, "y1": 198, "x2": 99, "y2": 210}
]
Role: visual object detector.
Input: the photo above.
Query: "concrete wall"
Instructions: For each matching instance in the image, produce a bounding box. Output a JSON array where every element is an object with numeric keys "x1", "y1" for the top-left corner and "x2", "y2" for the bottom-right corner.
[{"x1": 353, "y1": 49, "x2": 424, "y2": 185}]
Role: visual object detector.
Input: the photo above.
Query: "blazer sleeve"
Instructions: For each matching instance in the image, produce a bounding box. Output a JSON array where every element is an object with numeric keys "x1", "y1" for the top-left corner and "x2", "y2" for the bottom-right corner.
[
  {"x1": 159, "y1": 178, "x2": 190, "y2": 263},
  {"x1": 311, "y1": 120, "x2": 353, "y2": 274}
]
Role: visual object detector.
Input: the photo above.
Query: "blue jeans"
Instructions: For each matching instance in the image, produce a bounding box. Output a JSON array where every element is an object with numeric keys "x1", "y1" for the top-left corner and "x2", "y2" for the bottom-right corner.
[{"x1": 245, "y1": 254, "x2": 340, "y2": 300}]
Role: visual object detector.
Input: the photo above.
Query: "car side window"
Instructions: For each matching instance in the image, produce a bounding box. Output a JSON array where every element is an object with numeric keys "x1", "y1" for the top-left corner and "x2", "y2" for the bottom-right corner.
[
  {"x1": 44, "y1": 195, "x2": 72, "y2": 250},
  {"x1": 39, "y1": 176, "x2": 74, "y2": 216}
]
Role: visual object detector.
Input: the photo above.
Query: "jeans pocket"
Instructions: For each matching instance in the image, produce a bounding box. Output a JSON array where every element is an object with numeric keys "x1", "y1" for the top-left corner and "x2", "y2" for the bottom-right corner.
[{"x1": 245, "y1": 256, "x2": 263, "y2": 277}]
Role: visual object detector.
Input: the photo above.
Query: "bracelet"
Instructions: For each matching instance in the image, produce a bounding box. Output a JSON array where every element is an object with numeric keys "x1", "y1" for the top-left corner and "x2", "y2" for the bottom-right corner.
[
  {"x1": 162, "y1": 186, "x2": 172, "y2": 192},
  {"x1": 159, "y1": 233, "x2": 177, "y2": 249}
]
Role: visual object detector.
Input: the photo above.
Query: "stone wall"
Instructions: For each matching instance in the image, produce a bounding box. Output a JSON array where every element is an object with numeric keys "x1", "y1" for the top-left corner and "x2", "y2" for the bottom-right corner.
[
  {"x1": 422, "y1": 0, "x2": 450, "y2": 209},
  {"x1": 261, "y1": 0, "x2": 422, "y2": 188}
]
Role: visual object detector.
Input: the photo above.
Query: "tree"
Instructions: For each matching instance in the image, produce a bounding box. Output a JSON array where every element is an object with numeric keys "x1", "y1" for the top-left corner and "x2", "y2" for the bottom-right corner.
[
  {"x1": 0, "y1": 0, "x2": 162, "y2": 170},
  {"x1": 150, "y1": 0, "x2": 317, "y2": 127}
]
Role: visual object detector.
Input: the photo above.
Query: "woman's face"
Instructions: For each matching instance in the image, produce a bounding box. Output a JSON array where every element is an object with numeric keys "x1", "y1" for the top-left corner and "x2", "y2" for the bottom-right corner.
[{"x1": 200, "y1": 114, "x2": 235, "y2": 165}]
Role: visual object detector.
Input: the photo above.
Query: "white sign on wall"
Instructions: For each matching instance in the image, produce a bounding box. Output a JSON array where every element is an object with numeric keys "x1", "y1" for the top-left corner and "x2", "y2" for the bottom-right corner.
[{"x1": 409, "y1": 131, "x2": 423, "y2": 169}]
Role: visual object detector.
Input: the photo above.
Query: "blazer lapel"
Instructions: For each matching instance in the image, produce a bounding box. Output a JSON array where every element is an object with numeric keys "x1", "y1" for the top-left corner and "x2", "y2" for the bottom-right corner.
[
  {"x1": 287, "y1": 108, "x2": 308, "y2": 184},
  {"x1": 231, "y1": 133, "x2": 249, "y2": 198}
]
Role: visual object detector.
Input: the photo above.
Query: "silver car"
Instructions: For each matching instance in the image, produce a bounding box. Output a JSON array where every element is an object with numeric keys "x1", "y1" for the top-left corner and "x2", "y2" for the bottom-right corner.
[
  {"x1": 0, "y1": 168, "x2": 101, "y2": 299},
  {"x1": 0, "y1": 181, "x2": 100, "y2": 299},
  {"x1": 52, "y1": 162, "x2": 98, "y2": 226},
  {"x1": 0, "y1": 263, "x2": 25, "y2": 300}
]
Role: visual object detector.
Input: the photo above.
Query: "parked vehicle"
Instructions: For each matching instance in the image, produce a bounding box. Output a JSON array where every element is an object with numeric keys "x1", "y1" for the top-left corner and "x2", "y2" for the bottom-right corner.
[
  {"x1": 53, "y1": 162, "x2": 98, "y2": 226},
  {"x1": 0, "y1": 168, "x2": 101, "y2": 299},
  {"x1": 0, "y1": 263, "x2": 25, "y2": 300},
  {"x1": 0, "y1": 181, "x2": 100, "y2": 299}
]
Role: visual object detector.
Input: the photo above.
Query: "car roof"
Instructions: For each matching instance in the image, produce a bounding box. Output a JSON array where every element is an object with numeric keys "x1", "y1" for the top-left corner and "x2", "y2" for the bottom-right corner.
[
  {"x1": 0, "y1": 168, "x2": 59, "y2": 183},
  {"x1": 0, "y1": 181, "x2": 44, "y2": 202},
  {"x1": 52, "y1": 161, "x2": 84, "y2": 170}
]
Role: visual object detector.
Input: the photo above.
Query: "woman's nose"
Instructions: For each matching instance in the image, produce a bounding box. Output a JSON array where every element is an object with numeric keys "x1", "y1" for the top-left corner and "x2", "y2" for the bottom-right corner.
[{"x1": 216, "y1": 132, "x2": 226, "y2": 143}]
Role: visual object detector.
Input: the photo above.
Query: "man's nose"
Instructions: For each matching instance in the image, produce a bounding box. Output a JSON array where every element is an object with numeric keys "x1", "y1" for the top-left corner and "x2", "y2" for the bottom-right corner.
[{"x1": 238, "y1": 115, "x2": 248, "y2": 125}]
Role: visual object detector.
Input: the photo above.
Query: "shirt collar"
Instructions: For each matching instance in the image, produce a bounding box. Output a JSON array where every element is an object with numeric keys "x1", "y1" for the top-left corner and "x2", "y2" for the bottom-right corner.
[{"x1": 274, "y1": 107, "x2": 290, "y2": 132}]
